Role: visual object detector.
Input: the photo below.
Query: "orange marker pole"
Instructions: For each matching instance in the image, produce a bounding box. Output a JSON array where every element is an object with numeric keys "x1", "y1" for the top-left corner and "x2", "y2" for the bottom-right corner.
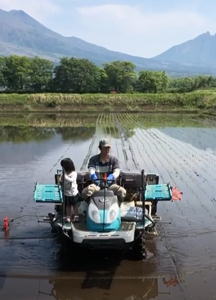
[{"x1": 4, "y1": 217, "x2": 9, "y2": 231}]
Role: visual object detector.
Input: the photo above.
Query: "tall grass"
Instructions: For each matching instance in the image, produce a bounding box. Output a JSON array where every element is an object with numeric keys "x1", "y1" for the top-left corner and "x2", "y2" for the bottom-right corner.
[{"x1": 0, "y1": 91, "x2": 216, "y2": 110}]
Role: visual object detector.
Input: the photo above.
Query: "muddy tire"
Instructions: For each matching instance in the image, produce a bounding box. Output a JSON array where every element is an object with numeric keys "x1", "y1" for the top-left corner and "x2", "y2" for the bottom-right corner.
[
  {"x1": 60, "y1": 233, "x2": 70, "y2": 254},
  {"x1": 132, "y1": 230, "x2": 146, "y2": 261},
  {"x1": 61, "y1": 231, "x2": 81, "y2": 257}
]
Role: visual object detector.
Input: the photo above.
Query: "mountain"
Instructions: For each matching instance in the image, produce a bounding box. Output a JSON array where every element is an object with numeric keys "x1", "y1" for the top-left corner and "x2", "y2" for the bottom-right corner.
[
  {"x1": 0, "y1": 9, "x2": 171, "y2": 69},
  {"x1": 152, "y1": 32, "x2": 216, "y2": 68},
  {"x1": 0, "y1": 8, "x2": 216, "y2": 75}
]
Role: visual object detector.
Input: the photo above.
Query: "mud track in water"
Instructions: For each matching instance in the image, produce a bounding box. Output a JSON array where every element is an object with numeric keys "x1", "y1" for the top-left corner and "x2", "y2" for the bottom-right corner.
[{"x1": 0, "y1": 112, "x2": 216, "y2": 299}]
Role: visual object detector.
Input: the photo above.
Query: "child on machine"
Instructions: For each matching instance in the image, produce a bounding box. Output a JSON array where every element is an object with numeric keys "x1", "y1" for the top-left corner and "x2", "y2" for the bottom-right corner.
[{"x1": 60, "y1": 158, "x2": 80, "y2": 223}]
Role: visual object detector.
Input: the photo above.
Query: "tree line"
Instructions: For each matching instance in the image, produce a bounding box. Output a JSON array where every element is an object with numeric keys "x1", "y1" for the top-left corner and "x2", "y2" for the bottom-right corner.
[{"x1": 0, "y1": 55, "x2": 216, "y2": 93}]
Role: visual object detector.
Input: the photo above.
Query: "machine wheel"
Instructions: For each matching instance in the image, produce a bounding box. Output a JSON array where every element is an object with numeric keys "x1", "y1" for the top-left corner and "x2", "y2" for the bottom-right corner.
[
  {"x1": 132, "y1": 230, "x2": 146, "y2": 261},
  {"x1": 60, "y1": 233, "x2": 70, "y2": 254},
  {"x1": 51, "y1": 227, "x2": 58, "y2": 234},
  {"x1": 60, "y1": 230, "x2": 81, "y2": 257},
  {"x1": 151, "y1": 201, "x2": 157, "y2": 216}
]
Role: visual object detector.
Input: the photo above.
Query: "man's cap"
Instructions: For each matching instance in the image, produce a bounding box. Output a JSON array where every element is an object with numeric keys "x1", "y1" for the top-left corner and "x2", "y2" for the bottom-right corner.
[{"x1": 99, "y1": 138, "x2": 111, "y2": 148}]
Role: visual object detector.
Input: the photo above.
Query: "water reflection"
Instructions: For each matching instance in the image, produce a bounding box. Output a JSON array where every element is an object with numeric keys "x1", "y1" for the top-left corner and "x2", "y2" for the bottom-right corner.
[
  {"x1": 57, "y1": 127, "x2": 96, "y2": 141},
  {"x1": 0, "y1": 239, "x2": 177, "y2": 298},
  {"x1": 0, "y1": 134, "x2": 63, "y2": 165},
  {"x1": 47, "y1": 278, "x2": 160, "y2": 300},
  {"x1": 0, "y1": 126, "x2": 56, "y2": 143},
  {"x1": 0, "y1": 126, "x2": 96, "y2": 144},
  {"x1": 0, "y1": 236, "x2": 181, "y2": 299},
  {"x1": 160, "y1": 127, "x2": 216, "y2": 151},
  {"x1": 1, "y1": 113, "x2": 216, "y2": 146},
  {"x1": 0, "y1": 113, "x2": 98, "y2": 127},
  {"x1": 0, "y1": 276, "x2": 182, "y2": 300},
  {"x1": 1, "y1": 112, "x2": 214, "y2": 129},
  {"x1": 0, "y1": 125, "x2": 136, "y2": 144}
]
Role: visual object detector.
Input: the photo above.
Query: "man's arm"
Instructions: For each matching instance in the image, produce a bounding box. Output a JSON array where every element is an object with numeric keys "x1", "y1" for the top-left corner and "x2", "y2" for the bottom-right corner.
[
  {"x1": 87, "y1": 156, "x2": 100, "y2": 185},
  {"x1": 88, "y1": 156, "x2": 96, "y2": 176},
  {"x1": 112, "y1": 156, "x2": 120, "y2": 179}
]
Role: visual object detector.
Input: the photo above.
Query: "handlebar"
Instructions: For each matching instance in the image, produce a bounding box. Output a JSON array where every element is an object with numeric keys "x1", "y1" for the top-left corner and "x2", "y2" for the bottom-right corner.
[
  {"x1": 92, "y1": 178, "x2": 115, "y2": 181},
  {"x1": 56, "y1": 170, "x2": 115, "y2": 187},
  {"x1": 91, "y1": 178, "x2": 115, "y2": 188}
]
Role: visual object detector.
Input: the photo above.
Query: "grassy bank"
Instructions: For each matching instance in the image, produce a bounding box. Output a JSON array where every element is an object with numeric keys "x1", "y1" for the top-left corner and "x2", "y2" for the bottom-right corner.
[{"x1": 0, "y1": 91, "x2": 216, "y2": 112}]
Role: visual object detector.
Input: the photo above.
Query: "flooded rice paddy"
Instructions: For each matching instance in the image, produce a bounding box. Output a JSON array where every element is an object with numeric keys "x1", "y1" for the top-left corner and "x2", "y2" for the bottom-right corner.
[{"x1": 1, "y1": 112, "x2": 216, "y2": 299}]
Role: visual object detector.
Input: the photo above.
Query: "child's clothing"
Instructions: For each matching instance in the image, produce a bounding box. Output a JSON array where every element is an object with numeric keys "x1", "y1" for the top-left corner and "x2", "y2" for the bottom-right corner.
[
  {"x1": 61, "y1": 171, "x2": 80, "y2": 222},
  {"x1": 62, "y1": 171, "x2": 79, "y2": 197},
  {"x1": 65, "y1": 194, "x2": 80, "y2": 206}
]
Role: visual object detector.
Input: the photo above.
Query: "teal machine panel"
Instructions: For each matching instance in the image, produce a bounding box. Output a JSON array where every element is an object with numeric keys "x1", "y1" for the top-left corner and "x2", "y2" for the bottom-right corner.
[
  {"x1": 145, "y1": 184, "x2": 172, "y2": 201},
  {"x1": 34, "y1": 184, "x2": 63, "y2": 203}
]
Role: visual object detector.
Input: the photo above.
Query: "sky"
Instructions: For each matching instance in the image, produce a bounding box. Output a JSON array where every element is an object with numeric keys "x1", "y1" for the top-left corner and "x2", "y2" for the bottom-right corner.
[{"x1": 0, "y1": 0, "x2": 216, "y2": 58}]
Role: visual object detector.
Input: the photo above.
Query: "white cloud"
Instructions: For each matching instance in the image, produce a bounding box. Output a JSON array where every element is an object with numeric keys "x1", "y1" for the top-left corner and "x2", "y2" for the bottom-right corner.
[
  {"x1": 0, "y1": 0, "x2": 62, "y2": 23},
  {"x1": 78, "y1": 4, "x2": 208, "y2": 34},
  {"x1": 77, "y1": 4, "x2": 213, "y2": 57}
]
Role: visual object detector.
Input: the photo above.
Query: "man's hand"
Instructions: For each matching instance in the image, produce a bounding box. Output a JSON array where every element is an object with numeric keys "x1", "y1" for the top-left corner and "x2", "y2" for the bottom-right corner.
[
  {"x1": 107, "y1": 174, "x2": 115, "y2": 184},
  {"x1": 91, "y1": 173, "x2": 100, "y2": 186}
]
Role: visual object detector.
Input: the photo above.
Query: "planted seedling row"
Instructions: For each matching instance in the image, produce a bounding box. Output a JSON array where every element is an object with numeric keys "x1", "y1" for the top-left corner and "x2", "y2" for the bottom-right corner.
[
  {"x1": 128, "y1": 115, "x2": 213, "y2": 236},
  {"x1": 117, "y1": 113, "x2": 141, "y2": 170},
  {"x1": 124, "y1": 113, "x2": 216, "y2": 274},
  {"x1": 115, "y1": 113, "x2": 139, "y2": 171},
  {"x1": 80, "y1": 113, "x2": 103, "y2": 171},
  {"x1": 134, "y1": 127, "x2": 198, "y2": 236},
  {"x1": 122, "y1": 113, "x2": 176, "y2": 238},
  {"x1": 124, "y1": 115, "x2": 214, "y2": 272},
  {"x1": 105, "y1": 113, "x2": 120, "y2": 159},
  {"x1": 148, "y1": 128, "x2": 213, "y2": 201},
  {"x1": 105, "y1": 113, "x2": 121, "y2": 163},
  {"x1": 152, "y1": 128, "x2": 216, "y2": 209},
  {"x1": 151, "y1": 129, "x2": 216, "y2": 205},
  {"x1": 111, "y1": 113, "x2": 131, "y2": 171},
  {"x1": 124, "y1": 114, "x2": 180, "y2": 235},
  {"x1": 107, "y1": 113, "x2": 123, "y2": 164},
  {"x1": 146, "y1": 129, "x2": 216, "y2": 233},
  {"x1": 147, "y1": 128, "x2": 213, "y2": 212}
]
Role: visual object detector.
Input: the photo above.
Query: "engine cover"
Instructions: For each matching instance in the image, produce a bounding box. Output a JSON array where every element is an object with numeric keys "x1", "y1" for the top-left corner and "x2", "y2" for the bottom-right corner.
[
  {"x1": 91, "y1": 189, "x2": 118, "y2": 209},
  {"x1": 86, "y1": 189, "x2": 121, "y2": 232}
]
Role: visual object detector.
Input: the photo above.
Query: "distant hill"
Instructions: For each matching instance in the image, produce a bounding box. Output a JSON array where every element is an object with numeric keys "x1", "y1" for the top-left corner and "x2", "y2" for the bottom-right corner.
[
  {"x1": 153, "y1": 32, "x2": 216, "y2": 68},
  {"x1": 0, "y1": 9, "x2": 216, "y2": 76}
]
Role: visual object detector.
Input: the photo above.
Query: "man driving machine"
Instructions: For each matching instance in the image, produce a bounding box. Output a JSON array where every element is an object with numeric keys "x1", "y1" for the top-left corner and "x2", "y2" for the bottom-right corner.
[{"x1": 81, "y1": 139, "x2": 126, "y2": 201}]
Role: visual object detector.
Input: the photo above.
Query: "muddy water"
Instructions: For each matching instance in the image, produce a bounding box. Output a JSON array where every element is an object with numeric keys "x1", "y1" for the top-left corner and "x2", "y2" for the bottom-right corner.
[{"x1": 1, "y1": 113, "x2": 216, "y2": 299}]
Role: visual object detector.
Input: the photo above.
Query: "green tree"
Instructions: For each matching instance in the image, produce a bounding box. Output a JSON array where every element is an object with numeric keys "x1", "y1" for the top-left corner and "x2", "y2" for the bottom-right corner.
[
  {"x1": 137, "y1": 71, "x2": 157, "y2": 93},
  {"x1": 192, "y1": 75, "x2": 213, "y2": 90},
  {"x1": 209, "y1": 76, "x2": 216, "y2": 87},
  {"x1": 2, "y1": 55, "x2": 32, "y2": 92},
  {"x1": 103, "y1": 61, "x2": 137, "y2": 93},
  {"x1": 0, "y1": 57, "x2": 5, "y2": 88},
  {"x1": 99, "y1": 68, "x2": 109, "y2": 92},
  {"x1": 29, "y1": 57, "x2": 54, "y2": 92},
  {"x1": 137, "y1": 70, "x2": 169, "y2": 93},
  {"x1": 169, "y1": 77, "x2": 197, "y2": 92},
  {"x1": 53, "y1": 57, "x2": 101, "y2": 93},
  {"x1": 160, "y1": 71, "x2": 169, "y2": 92}
]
